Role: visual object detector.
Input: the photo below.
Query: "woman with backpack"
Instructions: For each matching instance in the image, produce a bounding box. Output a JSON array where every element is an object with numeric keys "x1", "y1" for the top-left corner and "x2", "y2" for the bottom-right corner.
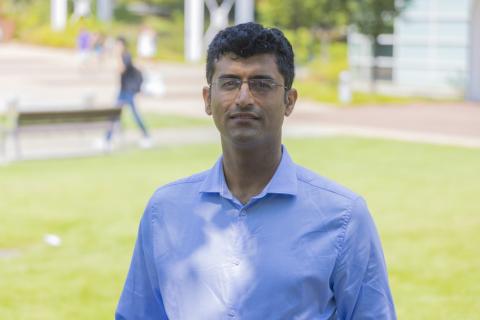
[{"x1": 106, "y1": 36, "x2": 152, "y2": 149}]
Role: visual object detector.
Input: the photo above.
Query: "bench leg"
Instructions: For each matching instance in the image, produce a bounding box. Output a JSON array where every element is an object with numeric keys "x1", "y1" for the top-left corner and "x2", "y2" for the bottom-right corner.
[
  {"x1": 0, "y1": 133, "x2": 5, "y2": 164},
  {"x1": 13, "y1": 130, "x2": 21, "y2": 160}
]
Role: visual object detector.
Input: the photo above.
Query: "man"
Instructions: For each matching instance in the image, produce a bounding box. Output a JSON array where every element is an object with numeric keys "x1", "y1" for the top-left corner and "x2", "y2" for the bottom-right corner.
[{"x1": 116, "y1": 23, "x2": 396, "y2": 319}]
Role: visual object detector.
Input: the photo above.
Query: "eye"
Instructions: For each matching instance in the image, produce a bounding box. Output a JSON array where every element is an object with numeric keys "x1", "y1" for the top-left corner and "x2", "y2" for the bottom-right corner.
[
  {"x1": 220, "y1": 79, "x2": 240, "y2": 90},
  {"x1": 252, "y1": 79, "x2": 274, "y2": 91}
]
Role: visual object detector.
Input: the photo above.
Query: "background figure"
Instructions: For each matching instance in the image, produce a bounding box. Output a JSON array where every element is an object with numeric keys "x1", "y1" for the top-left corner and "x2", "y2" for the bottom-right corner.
[
  {"x1": 71, "y1": 0, "x2": 92, "y2": 22},
  {"x1": 137, "y1": 25, "x2": 157, "y2": 59},
  {"x1": 91, "y1": 32, "x2": 106, "y2": 66},
  {"x1": 76, "y1": 27, "x2": 91, "y2": 68},
  {"x1": 107, "y1": 36, "x2": 151, "y2": 149}
]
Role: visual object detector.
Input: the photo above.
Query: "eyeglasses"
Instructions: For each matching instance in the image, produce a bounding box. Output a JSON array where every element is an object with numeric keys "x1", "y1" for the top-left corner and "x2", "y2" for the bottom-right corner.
[{"x1": 210, "y1": 78, "x2": 288, "y2": 97}]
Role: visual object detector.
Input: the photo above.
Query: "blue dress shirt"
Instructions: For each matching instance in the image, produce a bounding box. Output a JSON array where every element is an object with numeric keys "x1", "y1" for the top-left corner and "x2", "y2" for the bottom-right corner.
[{"x1": 116, "y1": 147, "x2": 396, "y2": 319}]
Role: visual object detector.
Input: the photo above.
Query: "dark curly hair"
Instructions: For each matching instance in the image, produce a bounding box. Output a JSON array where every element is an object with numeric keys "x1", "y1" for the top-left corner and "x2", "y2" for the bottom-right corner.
[{"x1": 206, "y1": 22, "x2": 295, "y2": 89}]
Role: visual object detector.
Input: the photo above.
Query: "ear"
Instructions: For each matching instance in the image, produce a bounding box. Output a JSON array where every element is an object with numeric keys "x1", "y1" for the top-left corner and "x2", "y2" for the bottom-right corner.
[
  {"x1": 202, "y1": 86, "x2": 212, "y2": 115},
  {"x1": 284, "y1": 88, "x2": 297, "y2": 117}
]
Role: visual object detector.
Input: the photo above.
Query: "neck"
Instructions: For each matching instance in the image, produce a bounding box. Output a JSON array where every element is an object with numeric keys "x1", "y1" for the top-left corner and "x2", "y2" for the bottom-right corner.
[{"x1": 221, "y1": 140, "x2": 282, "y2": 204}]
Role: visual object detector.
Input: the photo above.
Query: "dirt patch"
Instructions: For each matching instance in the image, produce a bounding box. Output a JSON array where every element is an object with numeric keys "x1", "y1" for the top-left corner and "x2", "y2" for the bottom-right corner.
[{"x1": 0, "y1": 248, "x2": 21, "y2": 259}]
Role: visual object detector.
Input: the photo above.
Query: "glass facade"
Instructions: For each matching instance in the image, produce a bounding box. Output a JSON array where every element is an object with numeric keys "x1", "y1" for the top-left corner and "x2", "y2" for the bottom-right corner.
[{"x1": 348, "y1": 0, "x2": 479, "y2": 98}]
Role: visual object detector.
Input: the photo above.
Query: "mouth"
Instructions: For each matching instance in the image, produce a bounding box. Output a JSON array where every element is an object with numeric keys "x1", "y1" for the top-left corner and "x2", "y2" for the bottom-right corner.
[{"x1": 229, "y1": 112, "x2": 260, "y2": 120}]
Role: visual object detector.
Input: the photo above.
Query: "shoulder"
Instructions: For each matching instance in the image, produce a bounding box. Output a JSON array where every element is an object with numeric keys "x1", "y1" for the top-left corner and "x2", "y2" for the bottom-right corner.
[
  {"x1": 148, "y1": 170, "x2": 209, "y2": 204},
  {"x1": 141, "y1": 170, "x2": 212, "y2": 230},
  {"x1": 293, "y1": 164, "x2": 371, "y2": 227},
  {"x1": 294, "y1": 165, "x2": 375, "y2": 251},
  {"x1": 295, "y1": 164, "x2": 359, "y2": 203},
  {"x1": 122, "y1": 52, "x2": 132, "y2": 66}
]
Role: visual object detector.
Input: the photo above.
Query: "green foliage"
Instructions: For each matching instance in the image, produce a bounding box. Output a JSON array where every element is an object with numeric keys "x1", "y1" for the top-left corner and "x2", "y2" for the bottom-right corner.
[
  {"x1": 257, "y1": 0, "x2": 345, "y2": 71},
  {"x1": 304, "y1": 42, "x2": 349, "y2": 81},
  {"x1": 283, "y1": 28, "x2": 319, "y2": 63},
  {"x1": 142, "y1": 12, "x2": 185, "y2": 61},
  {"x1": 4, "y1": 1, "x2": 103, "y2": 47},
  {"x1": 117, "y1": 0, "x2": 184, "y2": 11},
  {"x1": 113, "y1": 3, "x2": 143, "y2": 24},
  {"x1": 258, "y1": 0, "x2": 347, "y2": 31},
  {"x1": 294, "y1": 41, "x2": 436, "y2": 105},
  {"x1": 3, "y1": 0, "x2": 412, "y2": 64},
  {"x1": 296, "y1": 80, "x2": 430, "y2": 105},
  {"x1": 5, "y1": 0, "x2": 50, "y2": 36},
  {"x1": 2, "y1": 0, "x2": 186, "y2": 61},
  {"x1": 258, "y1": 0, "x2": 349, "y2": 63},
  {"x1": 1, "y1": 138, "x2": 479, "y2": 319},
  {"x1": 17, "y1": 17, "x2": 118, "y2": 48},
  {"x1": 346, "y1": 0, "x2": 412, "y2": 38}
]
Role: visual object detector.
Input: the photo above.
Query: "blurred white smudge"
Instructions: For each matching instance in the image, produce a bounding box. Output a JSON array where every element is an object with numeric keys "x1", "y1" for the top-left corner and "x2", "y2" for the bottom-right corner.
[{"x1": 43, "y1": 234, "x2": 62, "y2": 247}]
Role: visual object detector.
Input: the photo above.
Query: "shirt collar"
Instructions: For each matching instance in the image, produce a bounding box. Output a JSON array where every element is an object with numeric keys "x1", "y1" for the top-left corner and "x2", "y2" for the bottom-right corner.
[{"x1": 199, "y1": 145, "x2": 298, "y2": 198}]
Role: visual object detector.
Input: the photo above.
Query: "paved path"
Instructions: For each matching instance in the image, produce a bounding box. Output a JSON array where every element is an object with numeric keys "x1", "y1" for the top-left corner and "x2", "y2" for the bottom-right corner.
[{"x1": 1, "y1": 42, "x2": 479, "y2": 159}]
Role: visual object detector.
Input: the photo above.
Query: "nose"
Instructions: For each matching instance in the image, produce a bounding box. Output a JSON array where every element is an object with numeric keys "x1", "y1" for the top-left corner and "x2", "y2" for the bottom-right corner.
[{"x1": 235, "y1": 81, "x2": 254, "y2": 107}]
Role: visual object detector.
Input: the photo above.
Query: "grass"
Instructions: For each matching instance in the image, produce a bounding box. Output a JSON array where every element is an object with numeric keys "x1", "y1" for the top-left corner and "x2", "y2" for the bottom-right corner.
[
  {"x1": 287, "y1": 138, "x2": 480, "y2": 319},
  {"x1": 121, "y1": 112, "x2": 211, "y2": 130},
  {"x1": 296, "y1": 80, "x2": 432, "y2": 106},
  {"x1": 1, "y1": 138, "x2": 479, "y2": 319}
]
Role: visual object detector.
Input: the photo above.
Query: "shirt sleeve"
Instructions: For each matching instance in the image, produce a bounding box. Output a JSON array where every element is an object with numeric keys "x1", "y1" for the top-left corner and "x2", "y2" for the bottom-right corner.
[
  {"x1": 332, "y1": 197, "x2": 396, "y2": 320},
  {"x1": 115, "y1": 206, "x2": 169, "y2": 320}
]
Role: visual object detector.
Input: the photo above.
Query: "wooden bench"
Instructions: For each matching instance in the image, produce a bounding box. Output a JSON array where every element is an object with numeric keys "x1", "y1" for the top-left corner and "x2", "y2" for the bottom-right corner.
[{"x1": 8, "y1": 107, "x2": 122, "y2": 159}]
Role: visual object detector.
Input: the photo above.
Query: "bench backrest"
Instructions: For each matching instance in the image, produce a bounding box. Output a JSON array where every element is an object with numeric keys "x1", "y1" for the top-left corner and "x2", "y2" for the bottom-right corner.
[
  {"x1": 14, "y1": 108, "x2": 122, "y2": 134},
  {"x1": 17, "y1": 108, "x2": 122, "y2": 127}
]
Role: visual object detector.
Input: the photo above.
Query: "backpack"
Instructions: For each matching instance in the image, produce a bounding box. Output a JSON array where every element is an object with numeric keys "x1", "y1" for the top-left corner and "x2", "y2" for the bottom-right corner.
[{"x1": 130, "y1": 67, "x2": 143, "y2": 93}]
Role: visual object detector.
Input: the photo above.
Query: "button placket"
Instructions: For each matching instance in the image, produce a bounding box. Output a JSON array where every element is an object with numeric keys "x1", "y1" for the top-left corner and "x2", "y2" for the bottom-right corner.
[{"x1": 228, "y1": 309, "x2": 237, "y2": 317}]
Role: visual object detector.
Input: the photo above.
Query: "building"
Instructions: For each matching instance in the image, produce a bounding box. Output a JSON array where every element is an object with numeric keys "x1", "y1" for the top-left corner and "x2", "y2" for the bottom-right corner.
[{"x1": 348, "y1": 0, "x2": 480, "y2": 101}]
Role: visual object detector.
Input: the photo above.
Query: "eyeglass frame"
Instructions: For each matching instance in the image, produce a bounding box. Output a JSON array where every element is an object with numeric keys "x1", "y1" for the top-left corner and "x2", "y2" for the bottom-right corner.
[{"x1": 209, "y1": 77, "x2": 289, "y2": 97}]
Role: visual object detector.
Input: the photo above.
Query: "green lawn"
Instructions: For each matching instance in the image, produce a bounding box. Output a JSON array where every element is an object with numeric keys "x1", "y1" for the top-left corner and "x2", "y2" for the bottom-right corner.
[
  {"x1": 1, "y1": 138, "x2": 479, "y2": 319},
  {"x1": 122, "y1": 112, "x2": 212, "y2": 130}
]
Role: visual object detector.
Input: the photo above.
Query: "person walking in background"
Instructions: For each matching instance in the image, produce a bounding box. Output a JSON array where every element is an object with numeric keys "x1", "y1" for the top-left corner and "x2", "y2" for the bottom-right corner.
[
  {"x1": 137, "y1": 25, "x2": 157, "y2": 60},
  {"x1": 91, "y1": 32, "x2": 106, "y2": 66},
  {"x1": 76, "y1": 26, "x2": 91, "y2": 68},
  {"x1": 116, "y1": 23, "x2": 396, "y2": 319},
  {"x1": 106, "y1": 36, "x2": 151, "y2": 149}
]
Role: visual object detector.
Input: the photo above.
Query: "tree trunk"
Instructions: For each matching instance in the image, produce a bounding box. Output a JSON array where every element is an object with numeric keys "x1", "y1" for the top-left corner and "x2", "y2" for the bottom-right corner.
[
  {"x1": 369, "y1": 38, "x2": 378, "y2": 93},
  {"x1": 319, "y1": 29, "x2": 330, "y2": 63}
]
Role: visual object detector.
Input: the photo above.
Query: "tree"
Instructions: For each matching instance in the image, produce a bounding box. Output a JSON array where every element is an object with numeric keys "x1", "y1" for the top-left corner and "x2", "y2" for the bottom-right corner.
[
  {"x1": 115, "y1": 0, "x2": 184, "y2": 13},
  {"x1": 257, "y1": 0, "x2": 349, "y2": 62},
  {"x1": 346, "y1": 0, "x2": 411, "y2": 91},
  {"x1": 141, "y1": 0, "x2": 183, "y2": 11}
]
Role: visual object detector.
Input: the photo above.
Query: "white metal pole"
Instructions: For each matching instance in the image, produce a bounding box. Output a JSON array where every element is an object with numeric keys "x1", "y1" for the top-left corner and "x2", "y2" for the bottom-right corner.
[
  {"x1": 185, "y1": 0, "x2": 205, "y2": 62},
  {"x1": 235, "y1": 0, "x2": 254, "y2": 25},
  {"x1": 467, "y1": 0, "x2": 480, "y2": 101},
  {"x1": 51, "y1": 0, "x2": 67, "y2": 31},
  {"x1": 97, "y1": 0, "x2": 113, "y2": 22}
]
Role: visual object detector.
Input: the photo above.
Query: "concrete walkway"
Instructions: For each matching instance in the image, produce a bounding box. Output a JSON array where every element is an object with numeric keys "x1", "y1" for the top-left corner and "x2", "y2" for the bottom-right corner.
[{"x1": 0, "y1": 42, "x2": 479, "y2": 161}]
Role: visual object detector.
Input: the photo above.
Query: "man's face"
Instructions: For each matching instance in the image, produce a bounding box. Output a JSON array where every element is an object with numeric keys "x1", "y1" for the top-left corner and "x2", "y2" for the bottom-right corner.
[{"x1": 203, "y1": 53, "x2": 297, "y2": 148}]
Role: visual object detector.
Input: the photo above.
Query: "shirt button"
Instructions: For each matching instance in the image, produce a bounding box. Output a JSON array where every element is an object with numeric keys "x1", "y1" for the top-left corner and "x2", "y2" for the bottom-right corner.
[
  {"x1": 228, "y1": 309, "x2": 236, "y2": 317},
  {"x1": 232, "y1": 259, "x2": 240, "y2": 266},
  {"x1": 239, "y1": 209, "x2": 246, "y2": 217}
]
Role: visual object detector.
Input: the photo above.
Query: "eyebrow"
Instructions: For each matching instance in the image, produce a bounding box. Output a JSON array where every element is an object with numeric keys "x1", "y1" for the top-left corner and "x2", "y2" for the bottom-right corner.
[{"x1": 218, "y1": 74, "x2": 275, "y2": 80}]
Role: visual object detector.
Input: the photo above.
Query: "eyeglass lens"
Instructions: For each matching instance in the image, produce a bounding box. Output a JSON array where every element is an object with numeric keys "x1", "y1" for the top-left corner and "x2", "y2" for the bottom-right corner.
[{"x1": 215, "y1": 78, "x2": 283, "y2": 95}]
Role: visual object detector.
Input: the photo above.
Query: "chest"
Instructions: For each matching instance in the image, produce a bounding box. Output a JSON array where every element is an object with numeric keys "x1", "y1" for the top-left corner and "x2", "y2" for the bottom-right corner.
[{"x1": 151, "y1": 199, "x2": 343, "y2": 317}]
